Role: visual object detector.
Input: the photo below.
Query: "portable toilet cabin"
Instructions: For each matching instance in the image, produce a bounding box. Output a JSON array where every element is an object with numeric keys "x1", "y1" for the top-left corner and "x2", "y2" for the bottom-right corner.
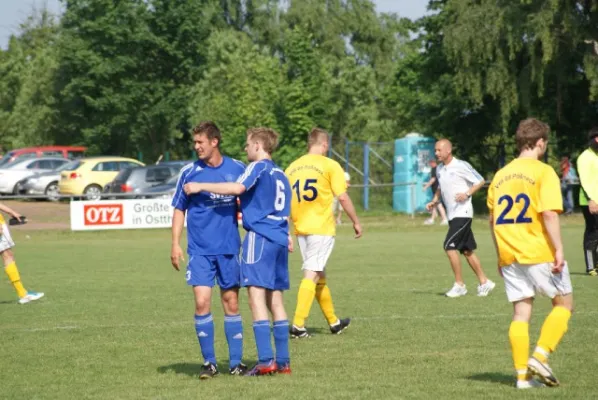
[{"x1": 393, "y1": 134, "x2": 436, "y2": 214}]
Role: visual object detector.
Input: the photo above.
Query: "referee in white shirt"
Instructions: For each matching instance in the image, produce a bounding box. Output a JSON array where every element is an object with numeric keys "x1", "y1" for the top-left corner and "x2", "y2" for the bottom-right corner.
[{"x1": 426, "y1": 139, "x2": 496, "y2": 298}]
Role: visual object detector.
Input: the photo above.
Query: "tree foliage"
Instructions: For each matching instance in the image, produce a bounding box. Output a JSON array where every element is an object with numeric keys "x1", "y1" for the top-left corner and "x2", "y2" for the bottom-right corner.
[{"x1": 1, "y1": 0, "x2": 597, "y2": 172}]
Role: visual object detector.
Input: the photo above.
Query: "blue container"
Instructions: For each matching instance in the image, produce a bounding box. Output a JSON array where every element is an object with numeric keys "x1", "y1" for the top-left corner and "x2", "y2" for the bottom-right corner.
[{"x1": 393, "y1": 134, "x2": 436, "y2": 214}]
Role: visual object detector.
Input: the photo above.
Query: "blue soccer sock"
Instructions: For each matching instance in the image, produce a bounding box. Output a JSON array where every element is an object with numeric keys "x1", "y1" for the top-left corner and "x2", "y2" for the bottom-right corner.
[
  {"x1": 224, "y1": 314, "x2": 243, "y2": 368},
  {"x1": 253, "y1": 320, "x2": 274, "y2": 364},
  {"x1": 273, "y1": 320, "x2": 290, "y2": 367},
  {"x1": 194, "y1": 313, "x2": 216, "y2": 365}
]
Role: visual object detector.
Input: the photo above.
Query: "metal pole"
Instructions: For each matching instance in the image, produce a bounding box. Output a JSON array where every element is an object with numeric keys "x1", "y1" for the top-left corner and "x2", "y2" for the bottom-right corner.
[
  {"x1": 344, "y1": 138, "x2": 350, "y2": 173},
  {"x1": 328, "y1": 134, "x2": 333, "y2": 158},
  {"x1": 363, "y1": 143, "x2": 370, "y2": 211},
  {"x1": 410, "y1": 182, "x2": 416, "y2": 218}
]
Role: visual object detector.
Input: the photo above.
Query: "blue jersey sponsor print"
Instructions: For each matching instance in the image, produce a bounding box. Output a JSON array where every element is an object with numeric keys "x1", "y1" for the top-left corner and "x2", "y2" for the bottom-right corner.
[
  {"x1": 237, "y1": 160, "x2": 291, "y2": 247},
  {"x1": 172, "y1": 156, "x2": 245, "y2": 256}
]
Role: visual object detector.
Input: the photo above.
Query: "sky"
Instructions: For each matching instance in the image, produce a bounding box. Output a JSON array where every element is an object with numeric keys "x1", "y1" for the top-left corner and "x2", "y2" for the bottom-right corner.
[{"x1": 0, "y1": 0, "x2": 430, "y2": 49}]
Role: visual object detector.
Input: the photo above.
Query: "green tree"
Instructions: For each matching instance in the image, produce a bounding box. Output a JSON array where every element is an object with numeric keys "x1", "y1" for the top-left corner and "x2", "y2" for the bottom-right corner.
[
  {"x1": 443, "y1": 0, "x2": 598, "y2": 154},
  {"x1": 0, "y1": 8, "x2": 60, "y2": 149}
]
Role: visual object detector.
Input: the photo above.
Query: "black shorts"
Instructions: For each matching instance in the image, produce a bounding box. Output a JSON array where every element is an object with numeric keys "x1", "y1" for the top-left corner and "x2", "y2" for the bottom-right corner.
[{"x1": 443, "y1": 218, "x2": 476, "y2": 253}]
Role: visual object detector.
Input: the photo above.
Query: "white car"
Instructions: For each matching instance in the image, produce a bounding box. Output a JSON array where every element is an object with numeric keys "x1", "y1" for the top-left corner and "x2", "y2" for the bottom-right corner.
[{"x1": 0, "y1": 157, "x2": 70, "y2": 195}]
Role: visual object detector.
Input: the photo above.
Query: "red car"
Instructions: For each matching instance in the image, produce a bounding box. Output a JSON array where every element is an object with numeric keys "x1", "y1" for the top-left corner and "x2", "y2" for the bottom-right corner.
[{"x1": 0, "y1": 146, "x2": 87, "y2": 168}]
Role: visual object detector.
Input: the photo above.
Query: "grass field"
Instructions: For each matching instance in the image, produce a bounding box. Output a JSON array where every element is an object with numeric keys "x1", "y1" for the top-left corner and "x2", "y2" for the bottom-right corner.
[{"x1": 1, "y1": 214, "x2": 597, "y2": 399}]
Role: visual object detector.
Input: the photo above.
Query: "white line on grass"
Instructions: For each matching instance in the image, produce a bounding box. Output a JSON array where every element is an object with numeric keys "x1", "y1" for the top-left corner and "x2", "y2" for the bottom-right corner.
[{"x1": 3, "y1": 310, "x2": 597, "y2": 333}]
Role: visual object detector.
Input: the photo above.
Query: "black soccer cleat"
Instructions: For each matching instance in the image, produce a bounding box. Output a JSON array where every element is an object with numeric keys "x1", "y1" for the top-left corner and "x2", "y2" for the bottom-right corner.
[
  {"x1": 199, "y1": 362, "x2": 219, "y2": 380},
  {"x1": 229, "y1": 363, "x2": 248, "y2": 376},
  {"x1": 290, "y1": 325, "x2": 311, "y2": 339},
  {"x1": 330, "y1": 318, "x2": 351, "y2": 335}
]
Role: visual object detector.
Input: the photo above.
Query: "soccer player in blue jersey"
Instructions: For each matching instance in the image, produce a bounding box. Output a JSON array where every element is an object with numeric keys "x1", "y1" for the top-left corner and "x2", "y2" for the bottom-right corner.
[
  {"x1": 170, "y1": 121, "x2": 247, "y2": 379},
  {"x1": 184, "y1": 127, "x2": 293, "y2": 376}
]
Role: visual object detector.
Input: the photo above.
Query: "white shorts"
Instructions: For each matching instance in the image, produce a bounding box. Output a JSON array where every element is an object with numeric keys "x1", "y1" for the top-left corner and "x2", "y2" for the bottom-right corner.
[
  {"x1": 502, "y1": 262, "x2": 573, "y2": 303},
  {"x1": 298, "y1": 235, "x2": 335, "y2": 272},
  {"x1": 0, "y1": 223, "x2": 15, "y2": 253}
]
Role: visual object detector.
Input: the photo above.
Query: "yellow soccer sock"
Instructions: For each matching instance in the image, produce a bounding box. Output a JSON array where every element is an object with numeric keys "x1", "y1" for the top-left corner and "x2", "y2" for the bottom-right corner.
[
  {"x1": 509, "y1": 321, "x2": 530, "y2": 381},
  {"x1": 534, "y1": 306, "x2": 572, "y2": 363},
  {"x1": 5, "y1": 262, "x2": 27, "y2": 298},
  {"x1": 293, "y1": 279, "x2": 317, "y2": 328},
  {"x1": 315, "y1": 279, "x2": 338, "y2": 325}
]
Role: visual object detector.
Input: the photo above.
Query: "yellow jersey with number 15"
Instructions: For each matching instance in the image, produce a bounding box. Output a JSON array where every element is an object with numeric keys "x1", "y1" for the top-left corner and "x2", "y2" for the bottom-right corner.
[
  {"x1": 487, "y1": 158, "x2": 563, "y2": 267},
  {"x1": 285, "y1": 154, "x2": 347, "y2": 236}
]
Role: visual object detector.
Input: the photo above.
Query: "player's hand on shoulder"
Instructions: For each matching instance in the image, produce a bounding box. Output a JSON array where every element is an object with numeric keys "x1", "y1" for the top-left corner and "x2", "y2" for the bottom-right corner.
[
  {"x1": 170, "y1": 244, "x2": 185, "y2": 271},
  {"x1": 183, "y1": 183, "x2": 202, "y2": 195},
  {"x1": 353, "y1": 222, "x2": 363, "y2": 239}
]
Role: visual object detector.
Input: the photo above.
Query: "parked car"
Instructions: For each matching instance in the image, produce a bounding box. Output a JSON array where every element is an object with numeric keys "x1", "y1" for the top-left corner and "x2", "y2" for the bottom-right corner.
[
  {"x1": 19, "y1": 160, "x2": 83, "y2": 201},
  {"x1": 142, "y1": 173, "x2": 181, "y2": 199},
  {"x1": 58, "y1": 156, "x2": 145, "y2": 200},
  {"x1": 104, "y1": 165, "x2": 180, "y2": 197},
  {"x1": 0, "y1": 146, "x2": 87, "y2": 168},
  {"x1": 0, "y1": 157, "x2": 70, "y2": 195}
]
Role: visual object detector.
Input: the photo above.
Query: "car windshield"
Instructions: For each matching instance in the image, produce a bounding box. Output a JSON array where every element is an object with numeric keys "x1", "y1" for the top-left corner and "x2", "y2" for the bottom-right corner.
[
  {"x1": 0, "y1": 152, "x2": 16, "y2": 168},
  {"x1": 59, "y1": 160, "x2": 83, "y2": 171},
  {"x1": 165, "y1": 174, "x2": 180, "y2": 184}
]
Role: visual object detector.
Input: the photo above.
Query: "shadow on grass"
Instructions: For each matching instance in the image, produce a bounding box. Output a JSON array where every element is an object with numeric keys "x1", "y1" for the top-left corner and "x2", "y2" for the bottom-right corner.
[
  {"x1": 467, "y1": 372, "x2": 513, "y2": 387},
  {"x1": 157, "y1": 360, "x2": 258, "y2": 377},
  {"x1": 570, "y1": 272, "x2": 593, "y2": 276},
  {"x1": 0, "y1": 300, "x2": 16, "y2": 305}
]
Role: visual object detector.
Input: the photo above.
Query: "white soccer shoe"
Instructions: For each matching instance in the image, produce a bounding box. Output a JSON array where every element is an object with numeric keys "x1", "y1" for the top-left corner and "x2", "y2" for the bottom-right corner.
[
  {"x1": 18, "y1": 292, "x2": 45, "y2": 305},
  {"x1": 528, "y1": 357, "x2": 560, "y2": 387},
  {"x1": 423, "y1": 218, "x2": 435, "y2": 225},
  {"x1": 477, "y1": 280, "x2": 496, "y2": 297},
  {"x1": 445, "y1": 283, "x2": 467, "y2": 298},
  {"x1": 440, "y1": 219, "x2": 449, "y2": 225},
  {"x1": 516, "y1": 378, "x2": 545, "y2": 389}
]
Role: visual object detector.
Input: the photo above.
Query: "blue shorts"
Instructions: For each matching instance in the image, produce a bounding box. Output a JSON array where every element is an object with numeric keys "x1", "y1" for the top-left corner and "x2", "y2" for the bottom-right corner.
[
  {"x1": 240, "y1": 231, "x2": 289, "y2": 291},
  {"x1": 186, "y1": 254, "x2": 240, "y2": 290}
]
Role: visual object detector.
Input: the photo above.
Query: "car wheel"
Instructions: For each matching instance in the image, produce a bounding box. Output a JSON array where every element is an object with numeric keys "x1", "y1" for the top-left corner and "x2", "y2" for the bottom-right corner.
[
  {"x1": 83, "y1": 184, "x2": 102, "y2": 200},
  {"x1": 13, "y1": 181, "x2": 23, "y2": 195},
  {"x1": 45, "y1": 182, "x2": 60, "y2": 202}
]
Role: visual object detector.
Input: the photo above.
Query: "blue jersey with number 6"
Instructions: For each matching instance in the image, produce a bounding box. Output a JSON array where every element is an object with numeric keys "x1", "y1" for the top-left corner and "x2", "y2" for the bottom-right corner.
[{"x1": 237, "y1": 160, "x2": 291, "y2": 247}]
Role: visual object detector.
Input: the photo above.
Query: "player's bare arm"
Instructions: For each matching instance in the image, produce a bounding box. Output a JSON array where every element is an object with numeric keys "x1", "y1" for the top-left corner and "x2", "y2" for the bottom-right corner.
[
  {"x1": 542, "y1": 210, "x2": 565, "y2": 273},
  {"x1": 0, "y1": 202, "x2": 22, "y2": 221},
  {"x1": 426, "y1": 187, "x2": 442, "y2": 211},
  {"x1": 589, "y1": 199, "x2": 598, "y2": 214},
  {"x1": 455, "y1": 180, "x2": 485, "y2": 203},
  {"x1": 170, "y1": 209, "x2": 186, "y2": 271},
  {"x1": 337, "y1": 192, "x2": 362, "y2": 238},
  {"x1": 184, "y1": 182, "x2": 245, "y2": 196}
]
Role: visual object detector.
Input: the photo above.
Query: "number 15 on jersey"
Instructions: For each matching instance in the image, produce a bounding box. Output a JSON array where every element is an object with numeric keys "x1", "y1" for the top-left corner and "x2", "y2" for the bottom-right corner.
[{"x1": 292, "y1": 179, "x2": 318, "y2": 202}]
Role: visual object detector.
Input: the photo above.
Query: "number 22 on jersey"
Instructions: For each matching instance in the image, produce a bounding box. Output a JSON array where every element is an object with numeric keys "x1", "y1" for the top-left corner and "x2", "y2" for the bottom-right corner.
[
  {"x1": 496, "y1": 193, "x2": 532, "y2": 225},
  {"x1": 292, "y1": 179, "x2": 318, "y2": 202}
]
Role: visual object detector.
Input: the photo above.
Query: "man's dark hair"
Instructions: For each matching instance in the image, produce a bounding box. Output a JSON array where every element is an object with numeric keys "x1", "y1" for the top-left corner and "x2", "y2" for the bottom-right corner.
[{"x1": 192, "y1": 121, "x2": 221, "y2": 147}]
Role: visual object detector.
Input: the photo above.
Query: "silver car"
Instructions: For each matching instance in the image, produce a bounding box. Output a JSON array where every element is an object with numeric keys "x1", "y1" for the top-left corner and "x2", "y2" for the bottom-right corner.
[
  {"x1": 20, "y1": 160, "x2": 83, "y2": 201},
  {"x1": 0, "y1": 157, "x2": 70, "y2": 195}
]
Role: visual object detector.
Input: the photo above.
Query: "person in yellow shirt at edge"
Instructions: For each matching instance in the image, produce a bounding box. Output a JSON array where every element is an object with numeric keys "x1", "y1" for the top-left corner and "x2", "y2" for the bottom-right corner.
[
  {"x1": 576, "y1": 127, "x2": 598, "y2": 276},
  {"x1": 487, "y1": 118, "x2": 573, "y2": 389},
  {"x1": 0, "y1": 202, "x2": 44, "y2": 304},
  {"x1": 285, "y1": 128, "x2": 363, "y2": 338}
]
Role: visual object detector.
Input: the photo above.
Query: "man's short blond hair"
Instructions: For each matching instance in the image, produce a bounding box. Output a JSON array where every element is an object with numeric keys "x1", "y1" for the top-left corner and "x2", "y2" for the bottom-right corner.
[
  {"x1": 247, "y1": 127, "x2": 279, "y2": 155},
  {"x1": 516, "y1": 118, "x2": 550, "y2": 152},
  {"x1": 308, "y1": 128, "x2": 329, "y2": 148}
]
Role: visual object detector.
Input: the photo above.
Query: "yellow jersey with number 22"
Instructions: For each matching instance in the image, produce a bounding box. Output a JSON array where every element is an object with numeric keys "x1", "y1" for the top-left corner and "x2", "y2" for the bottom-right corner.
[
  {"x1": 487, "y1": 158, "x2": 562, "y2": 267},
  {"x1": 285, "y1": 154, "x2": 347, "y2": 236}
]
